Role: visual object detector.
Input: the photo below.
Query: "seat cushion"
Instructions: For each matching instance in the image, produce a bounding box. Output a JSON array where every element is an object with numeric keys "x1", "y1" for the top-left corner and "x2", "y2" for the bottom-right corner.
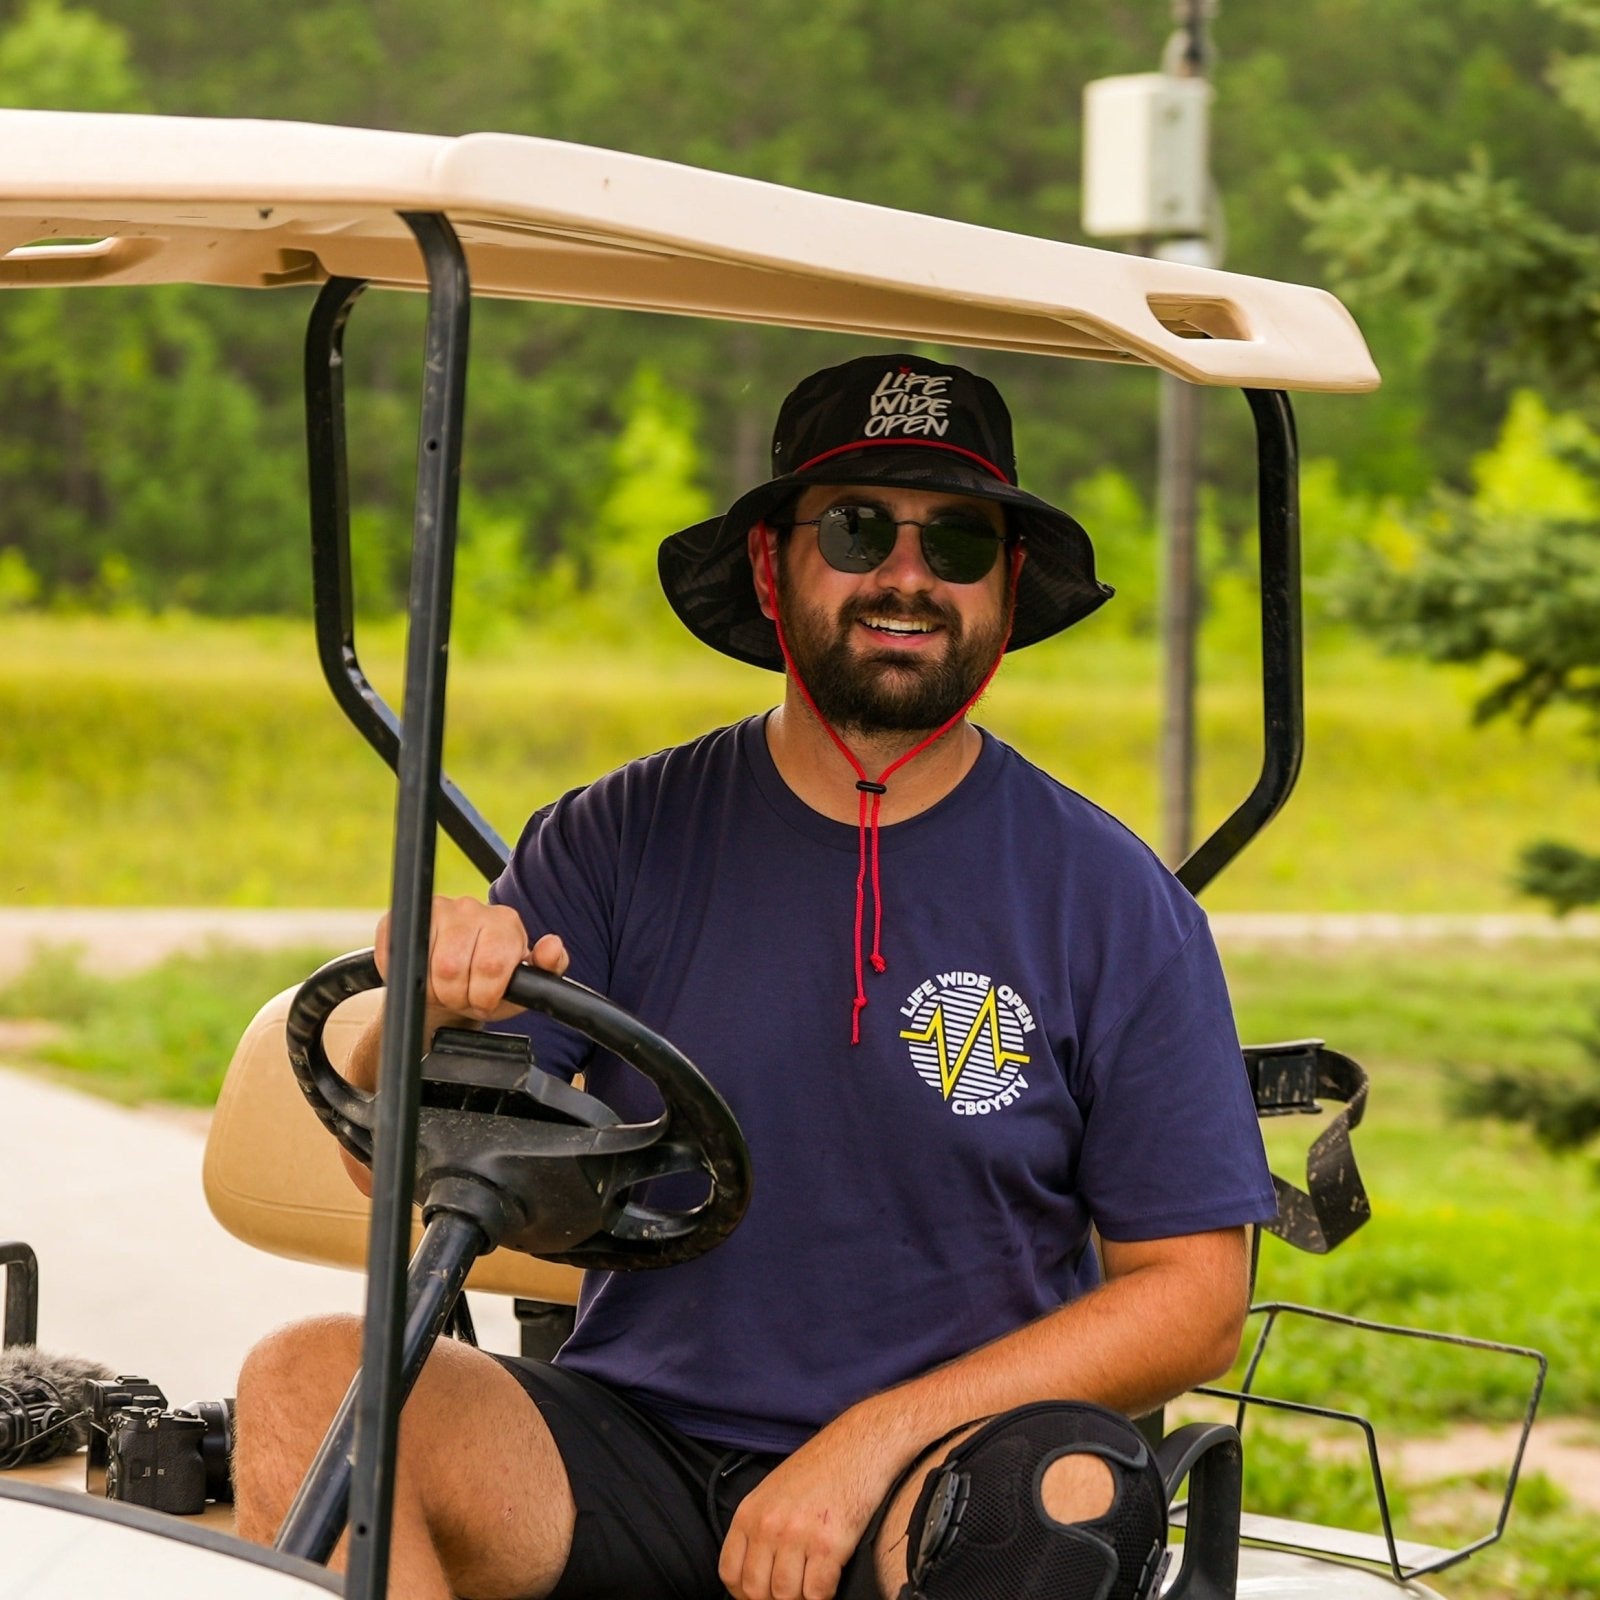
[{"x1": 202, "y1": 983, "x2": 581, "y2": 1306}]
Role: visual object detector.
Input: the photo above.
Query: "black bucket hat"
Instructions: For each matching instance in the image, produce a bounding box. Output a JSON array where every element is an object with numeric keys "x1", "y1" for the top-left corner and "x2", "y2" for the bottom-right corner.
[{"x1": 658, "y1": 352, "x2": 1112, "y2": 669}]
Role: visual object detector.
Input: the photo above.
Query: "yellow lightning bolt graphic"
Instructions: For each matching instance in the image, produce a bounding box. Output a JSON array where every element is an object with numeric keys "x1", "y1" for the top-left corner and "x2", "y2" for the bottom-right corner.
[{"x1": 900, "y1": 986, "x2": 1031, "y2": 1100}]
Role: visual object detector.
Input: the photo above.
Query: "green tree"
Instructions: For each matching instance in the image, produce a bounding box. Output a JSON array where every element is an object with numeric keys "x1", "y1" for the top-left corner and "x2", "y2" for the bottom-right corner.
[
  {"x1": 1304, "y1": 0, "x2": 1600, "y2": 1168},
  {"x1": 0, "y1": 1, "x2": 308, "y2": 612},
  {"x1": 590, "y1": 365, "x2": 712, "y2": 597},
  {"x1": 0, "y1": 0, "x2": 143, "y2": 110},
  {"x1": 7, "y1": 0, "x2": 1599, "y2": 614}
]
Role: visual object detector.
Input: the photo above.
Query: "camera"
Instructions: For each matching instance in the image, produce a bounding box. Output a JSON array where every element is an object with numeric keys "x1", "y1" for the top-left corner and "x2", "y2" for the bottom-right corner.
[
  {"x1": 104, "y1": 1406, "x2": 208, "y2": 1515},
  {"x1": 85, "y1": 1375, "x2": 166, "y2": 1483},
  {"x1": 86, "y1": 1375, "x2": 235, "y2": 1513}
]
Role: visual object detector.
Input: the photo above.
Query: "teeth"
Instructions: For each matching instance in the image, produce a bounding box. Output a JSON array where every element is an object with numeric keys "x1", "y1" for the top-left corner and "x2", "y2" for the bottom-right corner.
[{"x1": 864, "y1": 617, "x2": 934, "y2": 634}]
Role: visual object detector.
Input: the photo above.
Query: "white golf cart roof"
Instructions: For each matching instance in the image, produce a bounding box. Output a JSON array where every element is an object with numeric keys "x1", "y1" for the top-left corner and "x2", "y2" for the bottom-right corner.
[{"x1": 0, "y1": 110, "x2": 1377, "y2": 392}]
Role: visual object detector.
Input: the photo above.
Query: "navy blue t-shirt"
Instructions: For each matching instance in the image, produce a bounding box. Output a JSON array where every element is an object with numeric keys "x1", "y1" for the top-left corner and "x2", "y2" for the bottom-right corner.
[{"x1": 490, "y1": 716, "x2": 1276, "y2": 1452}]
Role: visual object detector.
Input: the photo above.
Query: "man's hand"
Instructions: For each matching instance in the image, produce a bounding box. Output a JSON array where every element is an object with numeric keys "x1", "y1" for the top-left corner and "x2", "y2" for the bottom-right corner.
[
  {"x1": 337, "y1": 897, "x2": 569, "y2": 1196},
  {"x1": 373, "y1": 894, "x2": 569, "y2": 1036},
  {"x1": 718, "y1": 1403, "x2": 906, "y2": 1600}
]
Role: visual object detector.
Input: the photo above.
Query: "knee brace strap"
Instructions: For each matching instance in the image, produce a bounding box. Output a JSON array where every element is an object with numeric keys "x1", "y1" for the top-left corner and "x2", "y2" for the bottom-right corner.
[{"x1": 900, "y1": 1401, "x2": 1169, "y2": 1600}]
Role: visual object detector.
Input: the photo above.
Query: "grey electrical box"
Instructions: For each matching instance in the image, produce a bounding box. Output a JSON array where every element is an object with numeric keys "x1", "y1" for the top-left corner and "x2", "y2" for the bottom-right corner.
[{"x1": 1082, "y1": 73, "x2": 1211, "y2": 239}]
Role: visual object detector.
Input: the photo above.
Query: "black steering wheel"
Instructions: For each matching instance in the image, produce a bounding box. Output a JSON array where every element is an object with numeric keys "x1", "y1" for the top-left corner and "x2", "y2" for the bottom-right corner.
[{"x1": 285, "y1": 949, "x2": 752, "y2": 1270}]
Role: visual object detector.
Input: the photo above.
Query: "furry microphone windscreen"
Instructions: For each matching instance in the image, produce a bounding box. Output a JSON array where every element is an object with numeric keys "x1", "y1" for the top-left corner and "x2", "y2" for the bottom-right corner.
[{"x1": 0, "y1": 1344, "x2": 115, "y2": 1463}]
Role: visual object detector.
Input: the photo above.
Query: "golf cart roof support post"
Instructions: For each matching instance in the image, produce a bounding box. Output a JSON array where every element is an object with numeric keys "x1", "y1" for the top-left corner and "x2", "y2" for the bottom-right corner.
[
  {"x1": 1176, "y1": 388, "x2": 1302, "y2": 896},
  {"x1": 305, "y1": 276, "x2": 511, "y2": 882},
  {"x1": 345, "y1": 209, "x2": 472, "y2": 1600}
]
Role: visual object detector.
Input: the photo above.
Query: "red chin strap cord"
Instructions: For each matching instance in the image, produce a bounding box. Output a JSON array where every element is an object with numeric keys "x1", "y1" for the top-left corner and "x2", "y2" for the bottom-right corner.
[{"x1": 757, "y1": 526, "x2": 1023, "y2": 1043}]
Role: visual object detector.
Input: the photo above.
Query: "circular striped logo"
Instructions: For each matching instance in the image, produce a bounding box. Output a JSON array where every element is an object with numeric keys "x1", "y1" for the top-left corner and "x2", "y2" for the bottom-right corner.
[{"x1": 898, "y1": 972, "x2": 1034, "y2": 1115}]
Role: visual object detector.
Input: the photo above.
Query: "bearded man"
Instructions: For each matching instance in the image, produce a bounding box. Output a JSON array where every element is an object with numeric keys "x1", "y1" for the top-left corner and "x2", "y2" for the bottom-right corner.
[{"x1": 235, "y1": 353, "x2": 1277, "y2": 1600}]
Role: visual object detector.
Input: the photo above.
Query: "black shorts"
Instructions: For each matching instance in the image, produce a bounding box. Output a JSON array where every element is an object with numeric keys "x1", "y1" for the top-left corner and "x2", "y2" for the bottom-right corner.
[{"x1": 492, "y1": 1357, "x2": 900, "y2": 1600}]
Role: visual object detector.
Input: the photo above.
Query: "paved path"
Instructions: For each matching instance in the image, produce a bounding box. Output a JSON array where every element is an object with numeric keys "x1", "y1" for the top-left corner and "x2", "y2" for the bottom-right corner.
[
  {"x1": 0, "y1": 907, "x2": 1594, "y2": 985},
  {"x1": 0, "y1": 1065, "x2": 364, "y2": 1399},
  {"x1": 0, "y1": 909, "x2": 382, "y2": 982}
]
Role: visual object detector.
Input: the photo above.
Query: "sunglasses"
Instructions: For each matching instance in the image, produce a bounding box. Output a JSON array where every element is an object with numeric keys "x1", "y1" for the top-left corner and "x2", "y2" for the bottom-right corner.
[{"x1": 787, "y1": 504, "x2": 1008, "y2": 585}]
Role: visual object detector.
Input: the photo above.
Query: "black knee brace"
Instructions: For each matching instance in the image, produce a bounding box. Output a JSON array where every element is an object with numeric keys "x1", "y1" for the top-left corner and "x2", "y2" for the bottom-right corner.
[{"x1": 900, "y1": 1402, "x2": 1169, "y2": 1600}]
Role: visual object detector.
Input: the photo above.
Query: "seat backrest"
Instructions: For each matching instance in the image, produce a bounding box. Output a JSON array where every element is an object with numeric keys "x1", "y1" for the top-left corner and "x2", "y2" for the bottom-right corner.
[{"x1": 202, "y1": 985, "x2": 582, "y2": 1306}]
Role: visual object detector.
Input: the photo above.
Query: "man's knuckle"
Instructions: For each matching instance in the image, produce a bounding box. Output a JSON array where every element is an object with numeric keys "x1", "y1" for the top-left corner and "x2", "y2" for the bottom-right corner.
[
  {"x1": 755, "y1": 1508, "x2": 795, "y2": 1541},
  {"x1": 803, "y1": 1567, "x2": 840, "y2": 1600},
  {"x1": 432, "y1": 948, "x2": 468, "y2": 984}
]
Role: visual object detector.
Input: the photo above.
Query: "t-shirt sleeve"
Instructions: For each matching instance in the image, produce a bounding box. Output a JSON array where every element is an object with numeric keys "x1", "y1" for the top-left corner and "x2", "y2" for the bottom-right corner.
[
  {"x1": 487, "y1": 787, "x2": 620, "y2": 1082},
  {"x1": 1073, "y1": 919, "x2": 1278, "y2": 1242}
]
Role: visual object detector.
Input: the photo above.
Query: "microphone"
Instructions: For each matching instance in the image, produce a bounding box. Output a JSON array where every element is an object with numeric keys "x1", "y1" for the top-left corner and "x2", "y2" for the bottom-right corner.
[{"x1": 0, "y1": 1345, "x2": 114, "y2": 1467}]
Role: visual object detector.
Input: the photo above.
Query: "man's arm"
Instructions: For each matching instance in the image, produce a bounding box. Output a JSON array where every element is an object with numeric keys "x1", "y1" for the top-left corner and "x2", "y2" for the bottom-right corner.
[
  {"x1": 337, "y1": 896, "x2": 568, "y2": 1196},
  {"x1": 719, "y1": 1224, "x2": 1250, "y2": 1600}
]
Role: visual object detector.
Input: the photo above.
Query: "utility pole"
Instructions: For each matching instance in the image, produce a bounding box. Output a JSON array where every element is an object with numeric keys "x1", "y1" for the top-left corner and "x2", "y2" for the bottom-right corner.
[
  {"x1": 1082, "y1": 2, "x2": 1220, "y2": 867},
  {"x1": 1156, "y1": 1, "x2": 1216, "y2": 866}
]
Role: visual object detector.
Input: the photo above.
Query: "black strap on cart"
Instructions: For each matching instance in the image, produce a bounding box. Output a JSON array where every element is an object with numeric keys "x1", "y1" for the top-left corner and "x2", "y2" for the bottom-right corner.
[{"x1": 1243, "y1": 1040, "x2": 1371, "y2": 1255}]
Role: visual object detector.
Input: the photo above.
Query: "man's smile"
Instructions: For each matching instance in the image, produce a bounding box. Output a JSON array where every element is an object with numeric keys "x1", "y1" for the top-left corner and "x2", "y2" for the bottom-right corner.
[{"x1": 859, "y1": 613, "x2": 942, "y2": 643}]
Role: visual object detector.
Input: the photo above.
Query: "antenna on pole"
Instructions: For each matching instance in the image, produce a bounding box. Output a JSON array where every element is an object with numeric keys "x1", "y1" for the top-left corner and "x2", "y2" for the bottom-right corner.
[
  {"x1": 1165, "y1": 0, "x2": 1217, "y2": 77},
  {"x1": 1082, "y1": 2, "x2": 1220, "y2": 869}
]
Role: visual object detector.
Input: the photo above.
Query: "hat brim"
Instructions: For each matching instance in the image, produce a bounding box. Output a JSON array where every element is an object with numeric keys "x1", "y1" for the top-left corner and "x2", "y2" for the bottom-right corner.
[{"x1": 658, "y1": 450, "x2": 1113, "y2": 670}]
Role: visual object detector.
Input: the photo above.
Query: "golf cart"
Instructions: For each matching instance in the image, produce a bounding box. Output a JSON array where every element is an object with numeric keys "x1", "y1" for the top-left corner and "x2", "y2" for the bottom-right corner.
[{"x1": 0, "y1": 111, "x2": 1547, "y2": 1598}]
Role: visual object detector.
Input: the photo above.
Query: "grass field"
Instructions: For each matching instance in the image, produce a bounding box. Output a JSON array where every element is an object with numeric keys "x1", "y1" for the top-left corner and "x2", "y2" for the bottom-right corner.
[{"x1": 3, "y1": 611, "x2": 1596, "y2": 910}]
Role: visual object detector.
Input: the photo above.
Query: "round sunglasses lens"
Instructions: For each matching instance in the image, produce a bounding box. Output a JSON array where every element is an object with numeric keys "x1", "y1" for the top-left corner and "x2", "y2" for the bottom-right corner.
[
  {"x1": 816, "y1": 506, "x2": 896, "y2": 572},
  {"x1": 923, "y1": 518, "x2": 1002, "y2": 583}
]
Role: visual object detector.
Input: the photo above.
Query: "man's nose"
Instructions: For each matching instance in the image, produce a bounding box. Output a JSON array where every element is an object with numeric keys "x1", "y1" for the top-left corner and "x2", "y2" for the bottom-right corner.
[{"x1": 869, "y1": 522, "x2": 936, "y2": 588}]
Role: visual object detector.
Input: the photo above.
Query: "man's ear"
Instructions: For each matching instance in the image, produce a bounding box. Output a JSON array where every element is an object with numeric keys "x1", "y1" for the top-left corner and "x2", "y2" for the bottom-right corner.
[{"x1": 749, "y1": 521, "x2": 778, "y2": 621}]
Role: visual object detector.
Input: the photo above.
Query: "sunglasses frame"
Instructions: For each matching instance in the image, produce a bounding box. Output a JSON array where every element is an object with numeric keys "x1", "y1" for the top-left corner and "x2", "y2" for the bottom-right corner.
[{"x1": 785, "y1": 502, "x2": 1011, "y2": 585}]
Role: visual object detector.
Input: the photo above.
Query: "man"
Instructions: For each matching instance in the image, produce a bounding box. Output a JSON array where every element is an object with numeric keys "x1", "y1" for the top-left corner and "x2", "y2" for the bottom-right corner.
[{"x1": 235, "y1": 353, "x2": 1277, "y2": 1600}]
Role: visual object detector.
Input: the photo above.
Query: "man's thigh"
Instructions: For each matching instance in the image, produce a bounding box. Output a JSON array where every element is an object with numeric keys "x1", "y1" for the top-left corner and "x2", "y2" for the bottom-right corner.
[
  {"x1": 236, "y1": 1314, "x2": 577, "y2": 1598},
  {"x1": 381, "y1": 1330, "x2": 579, "y2": 1598}
]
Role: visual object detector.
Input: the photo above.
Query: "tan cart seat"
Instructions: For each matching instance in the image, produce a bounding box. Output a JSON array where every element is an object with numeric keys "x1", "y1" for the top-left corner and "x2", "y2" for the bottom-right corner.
[{"x1": 202, "y1": 983, "x2": 582, "y2": 1307}]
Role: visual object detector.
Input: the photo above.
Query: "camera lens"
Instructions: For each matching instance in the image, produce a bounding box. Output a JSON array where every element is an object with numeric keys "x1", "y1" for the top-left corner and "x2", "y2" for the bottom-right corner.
[{"x1": 188, "y1": 1398, "x2": 235, "y2": 1505}]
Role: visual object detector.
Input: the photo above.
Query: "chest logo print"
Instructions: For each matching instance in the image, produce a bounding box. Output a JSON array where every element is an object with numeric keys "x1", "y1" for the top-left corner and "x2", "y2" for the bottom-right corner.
[{"x1": 899, "y1": 972, "x2": 1036, "y2": 1115}]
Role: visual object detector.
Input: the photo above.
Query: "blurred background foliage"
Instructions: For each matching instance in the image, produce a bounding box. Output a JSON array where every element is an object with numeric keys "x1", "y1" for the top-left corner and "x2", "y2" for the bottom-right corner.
[
  {"x1": 3, "y1": 0, "x2": 1599, "y2": 934},
  {"x1": 0, "y1": 0, "x2": 1596, "y2": 619}
]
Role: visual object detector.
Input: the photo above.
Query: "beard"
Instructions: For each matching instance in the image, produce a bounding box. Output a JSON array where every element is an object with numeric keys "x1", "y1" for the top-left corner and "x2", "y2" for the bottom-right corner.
[{"x1": 776, "y1": 585, "x2": 1010, "y2": 737}]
